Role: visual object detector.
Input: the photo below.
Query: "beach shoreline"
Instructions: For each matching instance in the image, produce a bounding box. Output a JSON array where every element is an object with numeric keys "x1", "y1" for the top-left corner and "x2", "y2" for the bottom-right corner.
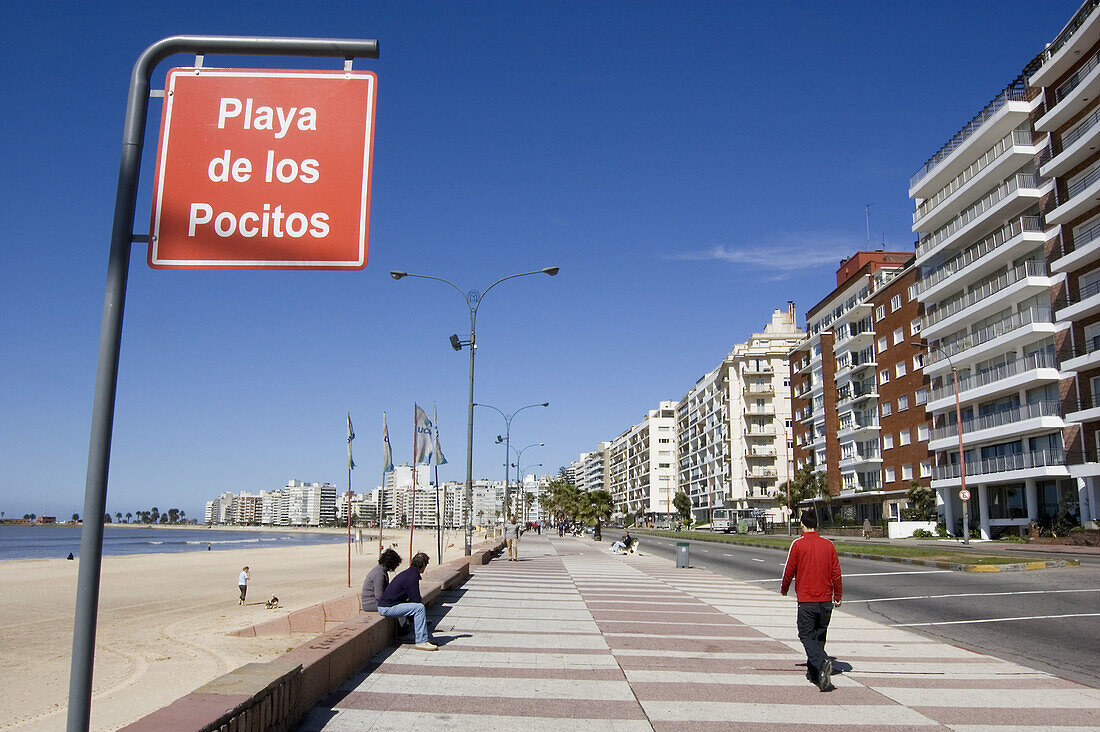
[{"x1": 0, "y1": 528, "x2": 472, "y2": 731}]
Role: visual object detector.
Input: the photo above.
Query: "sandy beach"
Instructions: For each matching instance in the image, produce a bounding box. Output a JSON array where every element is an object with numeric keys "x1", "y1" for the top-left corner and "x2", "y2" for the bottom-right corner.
[{"x1": 0, "y1": 528, "x2": 472, "y2": 731}]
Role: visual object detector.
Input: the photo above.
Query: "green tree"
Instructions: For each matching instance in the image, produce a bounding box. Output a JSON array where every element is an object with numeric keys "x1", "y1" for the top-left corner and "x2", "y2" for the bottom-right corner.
[
  {"x1": 672, "y1": 491, "x2": 693, "y2": 525},
  {"x1": 115, "y1": 512, "x2": 122, "y2": 523},
  {"x1": 579, "y1": 489, "x2": 615, "y2": 541},
  {"x1": 71, "y1": 513, "x2": 80, "y2": 523},
  {"x1": 167, "y1": 508, "x2": 180, "y2": 524},
  {"x1": 103, "y1": 513, "x2": 111, "y2": 524},
  {"x1": 775, "y1": 466, "x2": 828, "y2": 520},
  {"x1": 125, "y1": 512, "x2": 132, "y2": 523},
  {"x1": 150, "y1": 507, "x2": 160, "y2": 524},
  {"x1": 904, "y1": 481, "x2": 936, "y2": 520}
]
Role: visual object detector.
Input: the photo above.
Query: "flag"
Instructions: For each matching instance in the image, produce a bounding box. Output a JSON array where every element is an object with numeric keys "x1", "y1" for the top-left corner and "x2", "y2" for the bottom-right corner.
[
  {"x1": 382, "y1": 412, "x2": 394, "y2": 474},
  {"x1": 433, "y1": 405, "x2": 448, "y2": 466},
  {"x1": 346, "y1": 412, "x2": 356, "y2": 470},
  {"x1": 413, "y1": 403, "x2": 434, "y2": 466}
]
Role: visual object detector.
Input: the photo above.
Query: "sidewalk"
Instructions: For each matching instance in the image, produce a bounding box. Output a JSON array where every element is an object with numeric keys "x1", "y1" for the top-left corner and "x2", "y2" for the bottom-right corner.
[{"x1": 300, "y1": 535, "x2": 1100, "y2": 730}]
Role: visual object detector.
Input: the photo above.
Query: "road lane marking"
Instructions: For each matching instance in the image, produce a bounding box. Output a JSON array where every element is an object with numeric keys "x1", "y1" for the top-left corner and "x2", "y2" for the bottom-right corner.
[
  {"x1": 747, "y1": 570, "x2": 953, "y2": 582},
  {"x1": 847, "y1": 588, "x2": 1100, "y2": 604},
  {"x1": 892, "y1": 612, "x2": 1100, "y2": 627},
  {"x1": 751, "y1": 558, "x2": 765, "y2": 562},
  {"x1": 723, "y1": 553, "x2": 734, "y2": 557}
]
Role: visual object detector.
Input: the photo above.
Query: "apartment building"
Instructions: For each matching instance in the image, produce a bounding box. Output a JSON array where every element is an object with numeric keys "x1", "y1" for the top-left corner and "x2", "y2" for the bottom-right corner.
[
  {"x1": 1028, "y1": 0, "x2": 1100, "y2": 527},
  {"x1": 911, "y1": 63, "x2": 1069, "y2": 538},
  {"x1": 727, "y1": 306, "x2": 804, "y2": 516},
  {"x1": 678, "y1": 363, "x2": 729, "y2": 522},
  {"x1": 791, "y1": 252, "x2": 930, "y2": 524},
  {"x1": 607, "y1": 401, "x2": 679, "y2": 519}
]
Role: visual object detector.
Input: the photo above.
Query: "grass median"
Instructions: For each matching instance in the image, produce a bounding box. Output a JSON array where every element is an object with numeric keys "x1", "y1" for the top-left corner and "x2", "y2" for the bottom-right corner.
[{"x1": 633, "y1": 529, "x2": 1024, "y2": 565}]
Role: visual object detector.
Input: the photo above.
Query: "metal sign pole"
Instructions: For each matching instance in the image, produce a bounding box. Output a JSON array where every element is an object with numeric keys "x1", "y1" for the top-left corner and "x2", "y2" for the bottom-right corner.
[{"x1": 67, "y1": 35, "x2": 378, "y2": 732}]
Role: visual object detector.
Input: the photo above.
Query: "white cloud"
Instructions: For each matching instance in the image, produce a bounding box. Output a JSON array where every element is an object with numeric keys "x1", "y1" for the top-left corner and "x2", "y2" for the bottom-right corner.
[{"x1": 669, "y1": 234, "x2": 879, "y2": 273}]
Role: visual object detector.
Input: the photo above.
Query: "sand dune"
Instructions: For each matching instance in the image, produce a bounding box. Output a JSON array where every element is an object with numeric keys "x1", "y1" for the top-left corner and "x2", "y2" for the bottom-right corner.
[{"x1": 0, "y1": 528, "x2": 471, "y2": 731}]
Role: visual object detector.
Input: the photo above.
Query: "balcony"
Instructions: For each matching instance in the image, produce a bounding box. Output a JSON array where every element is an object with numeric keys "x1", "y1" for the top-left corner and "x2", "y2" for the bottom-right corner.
[
  {"x1": 1057, "y1": 276, "x2": 1100, "y2": 323},
  {"x1": 916, "y1": 174, "x2": 1046, "y2": 263},
  {"x1": 746, "y1": 406, "x2": 776, "y2": 416},
  {"x1": 743, "y1": 364, "x2": 773, "y2": 375},
  {"x1": 747, "y1": 447, "x2": 777, "y2": 458},
  {"x1": 929, "y1": 400, "x2": 1064, "y2": 450},
  {"x1": 838, "y1": 450, "x2": 881, "y2": 470},
  {"x1": 1062, "y1": 333, "x2": 1100, "y2": 372},
  {"x1": 932, "y1": 448, "x2": 1068, "y2": 483},
  {"x1": 747, "y1": 428, "x2": 776, "y2": 438},
  {"x1": 747, "y1": 467, "x2": 778, "y2": 479},
  {"x1": 928, "y1": 307, "x2": 1055, "y2": 371},
  {"x1": 910, "y1": 78, "x2": 1030, "y2": 198},
  {"x1": 1052, "y1": 215, "x2": 1100, "y2": 274},
  {"x1": 1067, "y1": 392, "x2": 1100, "y2": 425},
  {"x1": 1036, "y1": 46, "x2": 1100, "y2": 133},
  {"x1": 1028, "y1": 0, "x2": 1100, "y2": 88},
  {"x1": 922, "y1": 260, "x2": 1050, "y2": 336},
  {"x1": 1046, "y1": 160, "x2": 1100, "y2": 226},
  {"x1": 1043, "y1": 103, "x2": 1100, "y2": 179},
  {"x1": 928, "y1": 350, "x2": 1060, "y2": 409},
  {"x1": 913, "y1": 130, "x2": 1037, "y2": 233},
  {"x1": 745, "y1": 384, "x2": 775, "y2": 395},
  {"x1": 918, "y1": 216, "x2": 1044, "y2": 300}
]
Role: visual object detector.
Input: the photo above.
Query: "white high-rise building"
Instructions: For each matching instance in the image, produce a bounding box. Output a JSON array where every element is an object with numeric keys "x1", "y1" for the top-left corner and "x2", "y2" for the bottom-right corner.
[{"x1": 608, "y1": 401, "x2": 679, "y2": 518}]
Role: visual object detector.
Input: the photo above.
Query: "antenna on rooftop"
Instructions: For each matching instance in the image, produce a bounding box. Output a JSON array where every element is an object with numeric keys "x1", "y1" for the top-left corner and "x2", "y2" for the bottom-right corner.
[{"x1": 865, "y1": 202, "x2": 875, "y2": 247}]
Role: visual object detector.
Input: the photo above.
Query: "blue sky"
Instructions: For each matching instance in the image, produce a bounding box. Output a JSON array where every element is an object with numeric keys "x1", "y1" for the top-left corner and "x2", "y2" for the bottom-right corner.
[{"x1": 0, "y1": 0, "x2": 1081, "y2": 519}]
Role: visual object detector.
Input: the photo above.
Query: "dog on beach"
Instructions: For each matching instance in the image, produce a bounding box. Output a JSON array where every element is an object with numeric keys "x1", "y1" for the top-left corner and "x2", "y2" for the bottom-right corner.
[{"x1": 264, "y1": 596, "x2": 280, "y2": 609}]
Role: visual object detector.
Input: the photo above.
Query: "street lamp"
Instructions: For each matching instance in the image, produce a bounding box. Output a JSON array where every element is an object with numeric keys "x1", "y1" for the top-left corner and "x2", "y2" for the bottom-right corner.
[
  {"x1": 914, "y1": 341, "x2": 970, "y2": 544},
  {"x1": 515, "y1": 463, "x2": 543, "y2": 522},
  {"x1": 390, "y1": 267, "x2": 559, "y2": 555},
  {"x1": 481, "y1": 403, "x2": 548, "y2": 516}
]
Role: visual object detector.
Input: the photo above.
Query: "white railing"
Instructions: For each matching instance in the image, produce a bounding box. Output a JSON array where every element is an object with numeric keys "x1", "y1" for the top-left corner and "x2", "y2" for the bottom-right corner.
[
  {"x1": 1066, "y1": 160, "x2": 1100, "y2": 200},
  {"x1": 918, "y1": 216, "x2": 1041, "y2": 294},
  {"x1": 913, "y1": 130, "x2": 1032, "y2": 224},
  {"x1": 933, "y1": 448, "x2": 1065, "y2": 480},
  {"x1": 917, "y1": 174, "x2": 1040, "y2": 258},
  {"x1": 930, "y1": 307, "x2": 1052, "y2": 365},
  {"x1": 1056, "y1": 47, "x2": 1100, "y2": 103},
  {"x1": 930, "y1": 349, "x2": 1057, "y2": 401},
  {"x1": 931, "y1": 400, "x2": 1062, "y2": 441},
  {"x1": 923, "y1": 260, "x2": 1048, "y2": 328}
]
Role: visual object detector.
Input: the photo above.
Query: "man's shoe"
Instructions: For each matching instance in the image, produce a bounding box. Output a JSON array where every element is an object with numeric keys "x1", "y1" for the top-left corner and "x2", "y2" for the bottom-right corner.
[
  {"x1": 414, "y1": 641, "x2": 438, "y2": 652},
  {"x1": 817, "y1": 659, "x2": 833, "y2": 692}
]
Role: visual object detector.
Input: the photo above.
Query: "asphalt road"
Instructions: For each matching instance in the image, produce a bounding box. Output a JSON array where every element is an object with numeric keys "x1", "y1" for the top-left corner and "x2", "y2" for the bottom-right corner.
[{"x1": 632, "y1": 532, "x2": 1100, "y2": 687}]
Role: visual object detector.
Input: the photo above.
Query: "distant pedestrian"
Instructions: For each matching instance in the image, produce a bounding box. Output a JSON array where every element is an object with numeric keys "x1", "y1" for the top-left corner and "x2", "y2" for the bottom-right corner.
[
  {"x1": 238, "y1": 566, "x2": 250, "y2": 605},
  {"x1": 361, "y1": 548, "x2": 401, "y2": 612},
  {"x1": 377, "y1": 552, "x2": 437, "y2": 651},
  {"x1": 781, "y1": 510, "x2": 842, "y2": 692},
  {"x1": 503, "y1": 515, "x2": 522, "y2": 561},
  {"x1": 536, "y1": 521, "x2": 542, "y2": 536}
]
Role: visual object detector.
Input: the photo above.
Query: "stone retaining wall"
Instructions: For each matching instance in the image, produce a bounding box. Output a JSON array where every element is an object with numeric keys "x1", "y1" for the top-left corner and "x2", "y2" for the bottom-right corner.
[{"x1": 121, "y1": 538, "x2": 504, "y2": 732}]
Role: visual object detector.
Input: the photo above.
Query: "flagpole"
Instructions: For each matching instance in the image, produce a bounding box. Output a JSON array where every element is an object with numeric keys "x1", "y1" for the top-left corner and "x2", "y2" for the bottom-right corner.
[
  {"x1": 380, "y1": 413, "x2": 387, "y2": 554},
  {"x1": 410, "y1": 404, "x2": 416, "y2": 559},
  {"x1": 434, "y1": 403, "x2": 442, "y2": 566},
  {"x1": 347, "y1": 466, "x2": 352, "y2": 587}
]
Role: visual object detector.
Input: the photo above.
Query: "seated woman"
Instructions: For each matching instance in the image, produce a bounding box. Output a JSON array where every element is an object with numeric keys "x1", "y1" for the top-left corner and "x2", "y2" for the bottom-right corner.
[{"x1": 361, "y1": 548, "x2": 402, "y2": 612}]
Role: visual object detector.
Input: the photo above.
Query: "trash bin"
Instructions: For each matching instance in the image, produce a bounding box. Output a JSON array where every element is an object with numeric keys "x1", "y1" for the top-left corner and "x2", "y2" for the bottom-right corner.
[{"x1": 676, "y1": 542, "x2": 690, "y2": 568}]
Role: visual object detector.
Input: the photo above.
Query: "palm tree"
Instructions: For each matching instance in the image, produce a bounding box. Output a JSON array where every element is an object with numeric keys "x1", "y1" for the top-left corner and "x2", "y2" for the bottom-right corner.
[
  {"x1": 580, "y1": 489, "x2": 615, "y2": 541},
  {"x1": 167, "y1": 508, "x2": 179, "y2": 524},
  {"x1": 125, "y1": 512, "x2": 132, "y2": 524},
  {"x1": 523, "y1": 493, "x2": 534, "y2": 523},
  {"x1": 179, "y1": 509, "x2": 186, "y2": 524},
  {"x1": 116, "y1": 512, "x2": 122, "y2": 523},
  {"x1": 150, "y1": 507, "x2": 160, "y2": 524}
]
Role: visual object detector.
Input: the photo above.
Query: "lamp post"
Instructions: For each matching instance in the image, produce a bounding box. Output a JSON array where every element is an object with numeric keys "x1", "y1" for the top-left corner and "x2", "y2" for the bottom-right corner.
[
  {"x1": 516, "y1": 463, "x2": 543, "y2": 522},
  {"x1": 391, "y1": 267, "x2": 559, "y2": 554},
  {"x1": 513, "y1": 442, "x2": 545, "y2": 516},
  {"x1": 480, "y1": 403, "x2": 548, "y2": 517},
  {"x1": 915, "y1": 342, "x2": 969, "y2": 544}
]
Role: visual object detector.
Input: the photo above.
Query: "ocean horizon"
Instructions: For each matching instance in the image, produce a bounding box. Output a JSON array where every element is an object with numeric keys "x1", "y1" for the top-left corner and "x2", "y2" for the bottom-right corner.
[{"x1": 0, "y1": 524, "x2": 347, "y2": 561}]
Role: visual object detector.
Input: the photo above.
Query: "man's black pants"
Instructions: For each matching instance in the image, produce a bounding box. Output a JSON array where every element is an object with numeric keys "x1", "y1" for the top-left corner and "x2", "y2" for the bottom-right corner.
[{"x1": 796, "y1": 601, "x2": 833, "y2": 675}]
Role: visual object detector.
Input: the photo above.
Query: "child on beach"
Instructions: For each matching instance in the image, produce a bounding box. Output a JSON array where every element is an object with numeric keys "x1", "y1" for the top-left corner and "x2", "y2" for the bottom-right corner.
[{"x1": 238, "y1": 566, "x2": 250, "y2": 605}]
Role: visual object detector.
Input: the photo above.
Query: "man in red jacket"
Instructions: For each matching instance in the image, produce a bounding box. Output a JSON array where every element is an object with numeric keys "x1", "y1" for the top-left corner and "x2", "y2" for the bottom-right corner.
[{"x1": 781, "y1": 509, "x2": 842, "y2": 691}]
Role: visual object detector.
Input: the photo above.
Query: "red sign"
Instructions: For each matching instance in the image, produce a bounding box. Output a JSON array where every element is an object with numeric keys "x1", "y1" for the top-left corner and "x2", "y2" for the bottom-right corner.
[
  {"x1": 959, "y1": 489, "x2": 971, "y2": 502},
  {"x1": 149, "y1": 68, "x2": 376, "y2": 269}
]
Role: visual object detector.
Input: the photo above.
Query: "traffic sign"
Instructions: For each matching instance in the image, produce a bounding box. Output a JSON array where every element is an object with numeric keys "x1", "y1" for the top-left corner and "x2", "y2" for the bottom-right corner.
[
  {"x1": 149, "y1": 68, "x2": 377, "y2": 269},
  {"x1": 959, "y1": 489, "x2": 971, "y2": 501}
]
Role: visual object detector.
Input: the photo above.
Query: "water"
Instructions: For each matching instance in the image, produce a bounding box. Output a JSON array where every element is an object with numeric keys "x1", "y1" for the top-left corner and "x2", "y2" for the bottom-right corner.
[{"x1": 0, "y1": 525, "x2": 347, "y2": 561}]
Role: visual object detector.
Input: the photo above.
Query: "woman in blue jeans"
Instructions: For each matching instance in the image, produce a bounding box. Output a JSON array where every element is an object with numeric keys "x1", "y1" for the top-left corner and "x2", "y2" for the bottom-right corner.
[{"x1": 376, "y1": 552, "x2": 436, "y2": 651}]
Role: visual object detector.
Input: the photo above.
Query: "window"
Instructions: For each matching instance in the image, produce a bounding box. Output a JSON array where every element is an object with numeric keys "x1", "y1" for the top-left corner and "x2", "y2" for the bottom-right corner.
[
  {"x1": 877, "y1": 336, "x2": 888, "y2": 353},
  {"x1": 915, "y1": 387, "x2": 927, "y2": 404},
  {"x1": 913, "y1": 353, "x2": 925, "y2": 370},
  {"x1": 908, "y1": 283, "x2": 919, "y2": 301},
  {"x1": 875, "y1": 305, "x2": 885, "y2": 322},
  {"x1": 911, "y1": 318, "x2": 921, "y2": 335},
  {"x1": 920, "y1": 461, "x2": 931, "y2": 478},
  {"x1": 891, "y1": 294, "x2": 902, "y2": 312},
  {"x1": 883, "y1": 433, "x2": 894, "y2": 450},
  {"x1": 900, "y1": 428, "x2": 911, "y2": 446},
  {"x1": 658, "y1": 463, "x2": 671, "y2": 469},
  {"x1": 885, "y1": 467, "x2": 896, "y2": 483},
  {"x1": 896, "y1": 362, "x2": 907, "y2": 378},
  {"x1": 902, "y1": 464, "x2": 913, "y2": 480},
  {"x1": 881, "y1": 401, "x2": 892, "y2": 417},
  {"x1": 918, "y1": 424, "x2": 930, "y2": 441},
  {"x1": 880, "y1": 369, "x2": 891, "y2": 385},
  {"x1": 898, "y1": 395, "x2": 909, "y2": 411},
  {"x1": 893, "y1": 327, "x2": 905, "y2": 345},
  {"x1": 659, "y1": 438, "x2": 670, "y2": 443}
]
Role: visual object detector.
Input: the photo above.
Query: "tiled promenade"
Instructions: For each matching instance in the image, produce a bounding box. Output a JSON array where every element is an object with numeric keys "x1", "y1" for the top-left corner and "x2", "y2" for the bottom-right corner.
[{"x1": 299, "y1": 535, "x2": 1100, "y2": 731}]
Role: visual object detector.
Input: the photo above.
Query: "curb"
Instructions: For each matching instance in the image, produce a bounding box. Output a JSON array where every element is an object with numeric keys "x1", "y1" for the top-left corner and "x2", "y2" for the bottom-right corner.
[{"x1": 634, "y1": 531, "x2": 1081, "y2": 572}]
